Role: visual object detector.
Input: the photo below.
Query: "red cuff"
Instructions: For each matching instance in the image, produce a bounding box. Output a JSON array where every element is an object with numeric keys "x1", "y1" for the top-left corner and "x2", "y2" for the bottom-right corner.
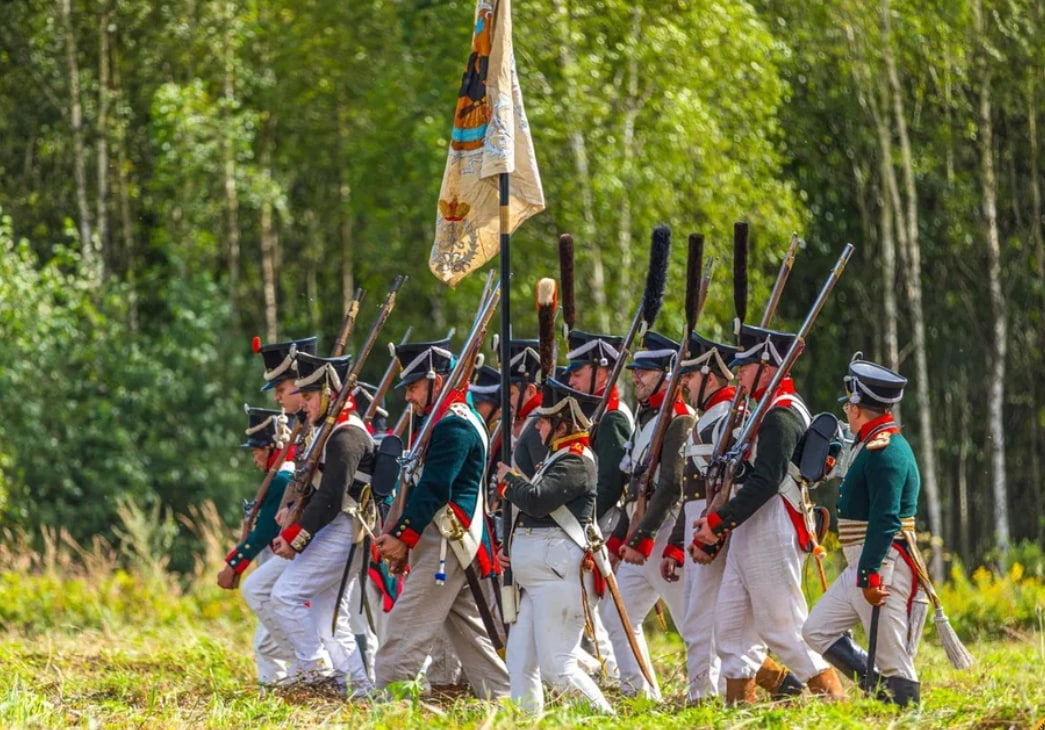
[
  {"x1": 497, "y1": 480, "x2": 507, "y2": 499},
  {"x1": 859, "y1": 571, "x2": 882, "y2": 589},
  {"x1": 662, "y1": 544, "x2": 685, "y2": 564},
  {"x1": 707, "y1": 511, "x2": 726, "y2": 534},
  {"x1": 224, "y1": 549, "x2": 251, "y2": 574},
  {"x1": 606, "y1": 535, "x2": 624, "y2": 557},
  {"x1": 633, "y1": 536, "x2": 655, "y2": 558},
  {"x1": 280, "y1": 523, "x2": 304, "y2": 551},
  {"x1": 392, "y1": 520, "x2": 422, "y2": 548}
]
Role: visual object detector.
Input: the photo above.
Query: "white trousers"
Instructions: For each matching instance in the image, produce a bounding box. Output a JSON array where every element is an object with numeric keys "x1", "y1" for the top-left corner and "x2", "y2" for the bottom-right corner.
[
  {"x1": 715, "y1": 496, "x2": 829, "y2": 682},
  {"x1": 270, "y1": 512, "x2": 371, "y2": 689},
  {"x1": 681, "y1": 499, "x2": 724, "y2": 699},
  {"x1": 600, "y1": 510, "x2": 686, "y2": 699},
  {"x1": 507, "y1": 528, "x2": 613, "y2": 715},
  {"x1": 803, "y1": 543, "x2": 922, "y2": 681},
  {"x1": 240, "y1": 548, "x2": 291, "y2": 684},
  {"x1": 374, "y1": 527, "x2": 509, "y2": 700}
]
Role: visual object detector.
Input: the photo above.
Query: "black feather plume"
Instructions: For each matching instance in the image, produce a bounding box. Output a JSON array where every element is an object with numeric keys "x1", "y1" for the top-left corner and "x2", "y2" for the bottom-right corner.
[
  {"x1": 558, "y1": 234, "x2": 576, "y2": 335},
  {"x1": 733, "y1": 222, "x2": 749, "y2": 331},
  {"x1": 642, "y1": 224, "x2": 672, "y2": 327},
  {"x1": 686, "y1": 233, "x2": 704, "y2": 331}
]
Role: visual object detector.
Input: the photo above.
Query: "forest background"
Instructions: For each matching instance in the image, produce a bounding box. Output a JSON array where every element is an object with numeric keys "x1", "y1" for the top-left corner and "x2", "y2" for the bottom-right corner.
[{"x1": 1, "y1": 0, "x2": 1044, "y2": 584}]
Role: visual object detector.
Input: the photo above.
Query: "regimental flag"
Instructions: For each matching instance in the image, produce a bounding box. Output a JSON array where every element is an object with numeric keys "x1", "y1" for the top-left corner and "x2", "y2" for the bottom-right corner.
[{"x1": 429, "y1": 0, "x2": 545, "y2": 287}]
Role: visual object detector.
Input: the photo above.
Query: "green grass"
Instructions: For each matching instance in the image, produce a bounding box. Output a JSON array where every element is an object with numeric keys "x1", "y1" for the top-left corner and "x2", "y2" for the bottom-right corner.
[
  {"x1": 1, "y1": 613, "x2": 1042, "y2": 729},
  {"x1": 2, "y1": 514, "x2": 1043, "y2": 728}
]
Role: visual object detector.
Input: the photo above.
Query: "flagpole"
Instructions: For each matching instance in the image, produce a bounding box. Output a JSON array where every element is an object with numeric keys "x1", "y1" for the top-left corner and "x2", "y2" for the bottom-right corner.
[{"x1": 498, "y1": 170, "x2": 515, "y2": 605}]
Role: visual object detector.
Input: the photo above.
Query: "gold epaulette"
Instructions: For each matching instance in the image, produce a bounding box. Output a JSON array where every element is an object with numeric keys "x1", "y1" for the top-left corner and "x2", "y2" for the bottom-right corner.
[{"x1": 867, "y1": 432, "x2": 892, "y2": 451}]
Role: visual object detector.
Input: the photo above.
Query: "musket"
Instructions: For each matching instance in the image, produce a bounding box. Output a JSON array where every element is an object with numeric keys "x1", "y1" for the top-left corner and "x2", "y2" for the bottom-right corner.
[
  {"x1": 585, "y1": 523, "x2": 656, "y2": 688},
  {"x1": 235, "y1": 287, "x2": 366, "y2": 583},
  {"x1": 282, "y1": 275, "x2": 406, "y2": 528},
  {"x1": 700, "y1": 245, "x2": 855, "y2": 553},
  {"x1": 363, "y1": 326, "x2": 414, "y2": 425},
  {"x1": 589, "y1": 225, "x2": 672, "y2": 429},
  {"x1": 558, "y1": 234, "x2": 575, "y2": 339},
  {"x1": 383, "y1": 274, "x2": 501, "y2": 534},
  {"x1": 760, "y1": 233, "x2": 800, "y2": 328},
  {"x1": 698, "y1": 224, "x2": 793, "y2": 556},
  {"x1": 626, "y1": 235, "x2": 712, "y2": 539}
]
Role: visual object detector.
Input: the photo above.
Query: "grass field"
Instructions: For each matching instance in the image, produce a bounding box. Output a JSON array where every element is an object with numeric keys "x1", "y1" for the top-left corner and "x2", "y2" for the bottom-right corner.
[
  {"x1": 2, "y1": 512, "x2": 1043, "y2": 729},
  {"x1": 2, "y1": 611, "x2": 1042, "y2": 729}
]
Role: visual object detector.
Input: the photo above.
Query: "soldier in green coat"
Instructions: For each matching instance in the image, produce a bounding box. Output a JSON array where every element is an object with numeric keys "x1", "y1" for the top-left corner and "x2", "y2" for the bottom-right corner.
[{"x1": 803, "y1": 356, "x2": 924, "y2": 707}]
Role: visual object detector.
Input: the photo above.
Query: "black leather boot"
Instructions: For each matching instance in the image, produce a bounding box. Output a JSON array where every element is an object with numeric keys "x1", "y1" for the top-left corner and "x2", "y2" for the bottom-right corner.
[
  {"x1": 823, "y1": 633, "x2": 888, "y2": 700},
  {"x1": 774, "y1": 671, "x2": 804, "y2": 699},
  {"x1": 883, "y1": 676, "x2": 920, "y2": 707}
]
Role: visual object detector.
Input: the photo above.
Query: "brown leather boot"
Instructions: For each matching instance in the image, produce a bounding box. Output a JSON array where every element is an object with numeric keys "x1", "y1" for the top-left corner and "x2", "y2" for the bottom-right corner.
[
  {"x1": 806, "y1": 667, "x2": 846, "y2": 700},
  {"x1": 755, "y1": 656, "x2": 803, "y2": 699},
  {"x1": 755, "y1": 656, "x2": 787, "y2": 695},
  {"x1": 725, "y1": 677, "x2": 757, "y2": 706}
]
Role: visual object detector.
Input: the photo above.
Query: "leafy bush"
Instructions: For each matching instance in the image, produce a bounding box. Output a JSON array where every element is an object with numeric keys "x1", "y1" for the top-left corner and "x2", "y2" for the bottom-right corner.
[
  {"x1": 0, "y1": 209, "x2": 257, "y2": 571},
  {"x1": 936, "y1": 546, "x2": 1045, "y2": 640}
]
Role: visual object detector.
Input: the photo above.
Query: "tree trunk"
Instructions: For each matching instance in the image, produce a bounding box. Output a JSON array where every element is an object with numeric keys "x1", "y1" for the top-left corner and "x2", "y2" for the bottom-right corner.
[
  {"x1": 95, "y1": 0, "x2": 110, "y2": 280},
  {"x1": 975, "y1": 0, "x2": 1010, "y2": 557},
  {"x1": 260, "y1": 115, "x2": 278, "y2": 343},
  {"x1": 552, "y1": 0, "x2": 607, "y2": 331},
  {"x1": 223, "y1": 2, "x2": 241, "y2": 316},
  {"x1": 60, "y1": 0, "x2": 94, "y2": 274},
  {"x1": 109, "y1": 37, "x2": 138, "y2": 331},
  {"x1": 881, "y1": 0, "x2": 943, "y2": 581},
  {"x1": 338, "y1": 117, "x2": 355, "y2": 319}
]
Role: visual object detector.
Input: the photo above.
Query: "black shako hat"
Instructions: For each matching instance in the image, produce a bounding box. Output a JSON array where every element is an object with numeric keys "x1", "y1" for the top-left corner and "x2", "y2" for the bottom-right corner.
[
  {"x1": 563, "y1": 330, "x2": 624, "y2": 374},
  {"x1": 505, "y1": 339, "x2": 541, "y2": 384},
  {"x1": 626, "y1": 331, "x2": 678, "y2": 372},
  {"x1": 241, "y1": 406, "x2": 286, "y2": 449},
  {"x1": 293, "y1": 352, "x2": 352, "y2": 393},
  {"x1": 257, "y1": 336, "x2": 318, "y2": 392},
  {"x1": 679, "y1": 332, "x2": 737, "y2": 378},
  {"x1": 841, "y1": 354, "x2": 907, "y2": 410},
  {"x1": 395, "y1": 339, "x2": 454, "y2": 388},
  {"x1": 532, "y1": 378, "x2": 600, "y2": 430},
  {"x1": 730, "y1": 324, "x2": 797, "y2": 368},
  {"x1": 469, "y1": 364, "x2": 502, "y2": 404}
]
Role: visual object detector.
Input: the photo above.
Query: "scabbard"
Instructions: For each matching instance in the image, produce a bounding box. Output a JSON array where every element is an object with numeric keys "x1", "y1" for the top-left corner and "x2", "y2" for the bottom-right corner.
[{"x1": 464, "y1": 562, "x2": 504, "y2": 655}]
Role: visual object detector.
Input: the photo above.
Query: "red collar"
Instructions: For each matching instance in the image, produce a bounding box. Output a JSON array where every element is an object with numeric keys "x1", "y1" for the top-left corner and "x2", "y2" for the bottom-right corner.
[
  {"x1": 753, "y1": 377, "x2": 796, "y2": 402},
  {"x1": 702, "y1": 385, "x2": 735, "y2": 411},
  {"x1": 595, "y1": 384, "x2": 621, "y2": 412},
  {"x1": 265, "y1": 445, "x2": 293, "y2": 470},
  {"x1": 552, "y1": 432, "x2": 590, "y2": 453},
  {"x1": 644, "y1": 386, "x2": 671, "y2": 410},
  {"x1": 516, "y1": 391, "x2": 543, "y2": 422},
  {"x1": 857, "y1": 412, "x2": 899, "y2": 443}
]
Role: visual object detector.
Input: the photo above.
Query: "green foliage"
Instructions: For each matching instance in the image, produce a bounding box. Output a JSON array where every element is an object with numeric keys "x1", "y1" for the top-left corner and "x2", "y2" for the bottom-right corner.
[
  {"x1": 0, "y1": 210, "x2": 255, "y2": 570},
  {"x1": 939, "y1": 551, "x2": 1045, "y2": 640}
]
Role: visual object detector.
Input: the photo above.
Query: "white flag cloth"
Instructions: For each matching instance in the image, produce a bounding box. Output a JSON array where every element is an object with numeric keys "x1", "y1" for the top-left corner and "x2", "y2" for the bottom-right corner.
[{"x1": 429, "y1": 0, "x2": 545, "y2": 287}]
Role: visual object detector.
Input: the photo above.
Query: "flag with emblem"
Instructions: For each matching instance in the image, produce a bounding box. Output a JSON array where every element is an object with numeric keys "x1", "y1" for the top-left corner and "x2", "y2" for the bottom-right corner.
[{"x1": 429, "y1": 0, "x2": 545, "y2": 287}]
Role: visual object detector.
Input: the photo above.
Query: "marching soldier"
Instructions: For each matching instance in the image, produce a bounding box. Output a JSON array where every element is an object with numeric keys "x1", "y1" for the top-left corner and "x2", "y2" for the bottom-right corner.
[
  {"x1": 692, "y1": 325, "x2": 843, "y2": 703},
  {"x1": 563, "y1": 330, "x2": 633, "y2": 681},
  {"x1": 505, "y1": 339, "x2": 545, "y2": 478},
  {"x1": 230, "y1": 336, "x2": 316, "y2": 689},
  {"x1": 268, "y1": 352, "x2": 375, "y2": 696},
  {"x1": 218, "y1": 406, "x2": 295, "y2": 687},
  {"x1": 374, "y1": 339, "x2": 509, "y2": 700},
  {"x1": 602, "y1": 331, "x2": 695, "y2": 699},
  {"x1": 494, "y1": 378, "x2": 613, "y2": 714},
  {"x1": 803, "y1": 356, "x2": 924, "y2": 706},
  {"x1": 661, "y1": 332, "x2": 803, "y2": 702}
]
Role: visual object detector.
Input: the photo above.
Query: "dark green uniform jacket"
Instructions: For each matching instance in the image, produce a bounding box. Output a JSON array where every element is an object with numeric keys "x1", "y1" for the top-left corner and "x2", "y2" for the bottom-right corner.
[{"x1": 837, "y1": 413, "x2": 920, "y2": 588}]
